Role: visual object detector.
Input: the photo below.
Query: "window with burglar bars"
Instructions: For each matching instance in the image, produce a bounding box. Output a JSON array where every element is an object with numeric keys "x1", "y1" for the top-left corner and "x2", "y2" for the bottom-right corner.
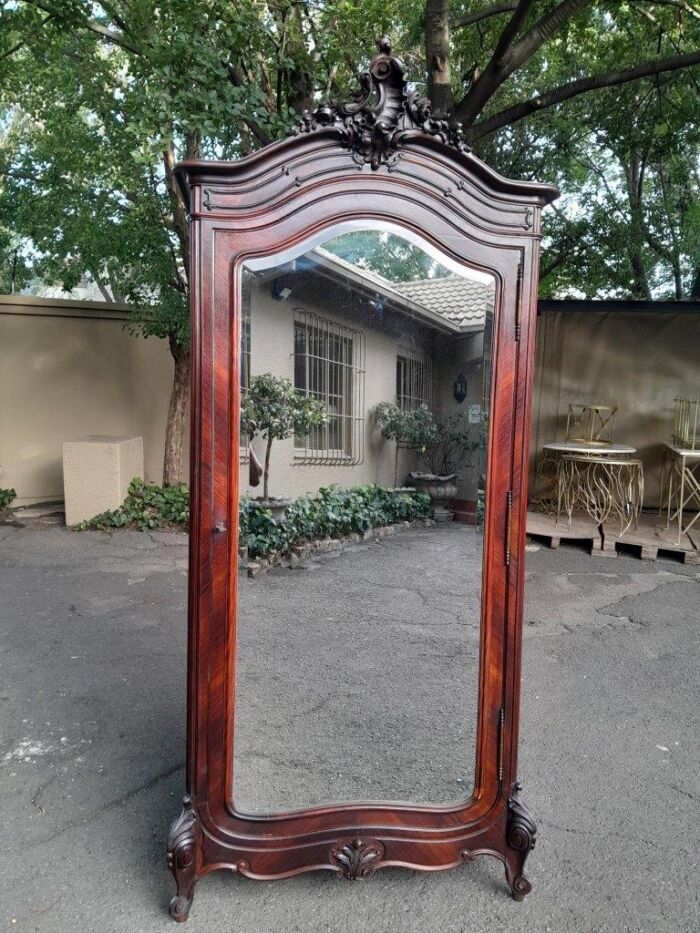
[
  {"x1": 396, "y1": 348, "x2": 433, "y2": 411},
  {"x1": 293, "y1": 310, "x2": 365, "y2": 464}
]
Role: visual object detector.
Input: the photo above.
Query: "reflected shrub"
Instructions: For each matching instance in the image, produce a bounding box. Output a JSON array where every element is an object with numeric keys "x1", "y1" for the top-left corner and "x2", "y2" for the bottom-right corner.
[
  {"x1": 0, "y1": 487, "x2": 16, "y2": 511},
  {"x1": 77, "y1": 478, "x2": 189, "y2": 530},
  {"x1": 77, "y1": 478, "x2": 430, "y2": 556},
  {"x1": 243, "y1": 484, "x2": 431, "y2": 559}
]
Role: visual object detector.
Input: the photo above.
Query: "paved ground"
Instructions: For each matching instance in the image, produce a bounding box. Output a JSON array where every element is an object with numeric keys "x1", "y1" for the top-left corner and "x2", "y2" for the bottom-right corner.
[
  {"x1": 235, "y1": 523, "x2": 482, "y2": 811},
  {"x1": 0, "y1": 522, "x2": 698, "y2": 932}
]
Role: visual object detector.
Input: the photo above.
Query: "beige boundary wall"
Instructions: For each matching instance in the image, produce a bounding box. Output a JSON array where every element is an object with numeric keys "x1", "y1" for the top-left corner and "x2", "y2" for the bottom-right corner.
[
  {"x1": 7, "y1": 294, "x2": 693, "y2": 512},
  {"x1": 0, "y1": 295, "x2": 179, "y2": 505},
  {"x1": 0, "y1": 290, "x2": 480, "y2": 510},
  {"x1": 530, "y1": 306, "x2": 700, "y2": 508}
]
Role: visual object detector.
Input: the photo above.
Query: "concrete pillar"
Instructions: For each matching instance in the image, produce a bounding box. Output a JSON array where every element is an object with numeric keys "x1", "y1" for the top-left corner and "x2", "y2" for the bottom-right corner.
[{"x1": 62, "y1": 435, "x2": 144, "y2": 525}]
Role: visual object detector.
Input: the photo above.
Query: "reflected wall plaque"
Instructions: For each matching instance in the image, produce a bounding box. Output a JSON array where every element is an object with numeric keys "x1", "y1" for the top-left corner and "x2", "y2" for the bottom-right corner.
[{"x1": 168, "y1": 36, "x2": 558, "y2": 922}]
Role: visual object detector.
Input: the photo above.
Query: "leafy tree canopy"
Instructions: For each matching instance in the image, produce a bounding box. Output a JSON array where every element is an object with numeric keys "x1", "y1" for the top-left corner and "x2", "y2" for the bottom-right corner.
[
  {"x1": 0, "y1": 0, "x2": 698, "y2": 482},
  {"x1": 323, "y1": 231, "x2": 453, "y2": 282}
]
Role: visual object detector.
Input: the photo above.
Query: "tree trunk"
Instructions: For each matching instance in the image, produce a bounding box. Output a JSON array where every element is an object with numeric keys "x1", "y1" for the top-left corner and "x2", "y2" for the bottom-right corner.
[
  {"x1": 161, "y1": 133, "x2": 196, "y2": 488},
  {"x1": 263, "y1": 436, "x2": 273, "y2": 500},
  {"x1": 691, "y1": 267, "x2": 700, "y2": 299},
  {"x1": 425, "y1": 0, "x2": 453, "y2": 115},
  {"x1": 163, "y1": 339, "x2": 191, "y2": 486},
  {"x1": 285, "y1": 5, "x2": 315, "y2": 115},
  {"x1": 625, "y1": 151, "x2": 652, "y2": 299}
]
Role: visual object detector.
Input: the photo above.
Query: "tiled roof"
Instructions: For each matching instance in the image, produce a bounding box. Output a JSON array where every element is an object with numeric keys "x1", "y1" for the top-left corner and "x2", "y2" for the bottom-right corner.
[
  {"x1": 313, "y1": 248, "x2": 490, "y2": 331},
  {"x1": 393, "y1": 276, "x2": 493, "y2": 328}
]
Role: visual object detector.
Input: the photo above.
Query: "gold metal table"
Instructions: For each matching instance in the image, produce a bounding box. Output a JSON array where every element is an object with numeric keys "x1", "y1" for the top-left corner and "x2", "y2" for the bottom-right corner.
[
  {"x1": 556, "y1": 452, "x2": 644, "y2": 536},
  {"x1": 661, "y1": 443, "x2": 700, "y2": 544},
  {"x1": 535, "y1": 442, "x2": 636, "y2": 516}
]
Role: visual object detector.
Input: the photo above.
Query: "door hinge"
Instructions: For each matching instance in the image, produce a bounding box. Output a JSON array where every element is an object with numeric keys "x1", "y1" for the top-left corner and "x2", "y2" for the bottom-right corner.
[
  {"x1": 515, "y1": 260, "x2": 524, "y2": 342},
  {"x1": 498, "y1": 707, "x2": 505, "y2": 782},
  {"x1": 505, "y1": 489, "x2": 513, "y2": 566}
]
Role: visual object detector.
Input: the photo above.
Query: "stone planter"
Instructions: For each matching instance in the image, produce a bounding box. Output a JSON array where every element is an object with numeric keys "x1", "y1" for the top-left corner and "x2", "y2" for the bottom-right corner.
[
  {"x1": 408, "y1": 472, "x2": 458, "y2": 522},
  {"x1": 249, "y1": 498, "x2": 292, "y2": 523}
]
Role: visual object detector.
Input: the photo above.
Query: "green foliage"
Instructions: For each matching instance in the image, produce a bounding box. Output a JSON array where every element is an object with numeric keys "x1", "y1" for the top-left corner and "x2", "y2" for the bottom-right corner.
[
  {"x1": 244, "y1": 484, "x2": 432, "y2": 560},
  {"x1": 77, "y1": 478, "x2": 189, "y2": 530},
  {"x1": 422, "y1": 413, "x2": 480, "y2": 477},
  {"x1": 247, "y1": 373, "x2": 327, "y2": 499},
  {"x1": 0, "y1": 487, "x2": 16, "y2": 510},
  {"x1": 247, "y1": 373, "x2": 327, "y2": 442},
  {"x1": 0, "y1": 0, "x2": 698, "y2": 310},
  {"x1": 323, "y1": 230, "x2": 452, "y2": 282},
  {"x1": 374, "y1": 403, "x2": 479, "y2": 478},
  {"x1": 240, "y1": 500, "x2": 287, "y2": 559},
  {"x1": 76, "y1": 476, "x2": 430, "y2": 560},
  {"x1": 469, "y1": 5, "x2": 700, "y2": 299},
  {"x1": 374, "y1": 402, "x2": 439, "y2": 450}
]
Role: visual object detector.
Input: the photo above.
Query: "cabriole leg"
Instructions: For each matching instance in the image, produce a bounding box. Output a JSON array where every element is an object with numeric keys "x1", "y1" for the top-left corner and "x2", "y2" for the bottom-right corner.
[
  {"x1": 167, "y1": 796, "x2": 199, "y2": 922},
  {"x1": 505, "y1": 782, "x2": 537, "y2": 901}
]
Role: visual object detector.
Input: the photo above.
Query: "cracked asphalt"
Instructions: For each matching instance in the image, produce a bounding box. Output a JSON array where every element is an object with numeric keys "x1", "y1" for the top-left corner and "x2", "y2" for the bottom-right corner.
[{"x1": 0, "y1": 522, "x2": 698, "y2": 932}]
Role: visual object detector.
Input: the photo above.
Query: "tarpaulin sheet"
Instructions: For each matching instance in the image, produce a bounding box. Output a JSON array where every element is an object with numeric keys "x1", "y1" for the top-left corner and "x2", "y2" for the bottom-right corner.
[{"x1": 529, "y1": 310, "x2": 700, "y2": 507}]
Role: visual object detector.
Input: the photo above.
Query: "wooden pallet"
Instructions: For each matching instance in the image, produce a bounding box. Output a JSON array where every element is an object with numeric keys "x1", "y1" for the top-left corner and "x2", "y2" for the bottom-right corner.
[
  {"x1": 526, "y1": 509, "x2": 700, "y2": 563},
  {"x1": 601, "y1": 511, "x2": 699, "y2": 564},
  {"x1": 526, "y1": 511, "x2": 606, "y2": 555}
]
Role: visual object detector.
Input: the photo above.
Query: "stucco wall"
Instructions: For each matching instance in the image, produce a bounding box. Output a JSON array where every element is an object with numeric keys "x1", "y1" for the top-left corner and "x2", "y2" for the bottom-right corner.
[
  {"x1": 242, "y1": 273, "x2": 440, "y2": 499},
  {"x1": 529, "y1": 308, "x2": 700, "y2": 507},
  {"x1": 1, "y1": 288, "x2": 484, "y2": 508},
  {"x1": 433, "y1": 331, "x2": 486, "y2": 502},
  {"x1": 0, "y1": 296, "x2": 178, "y2": 504}
]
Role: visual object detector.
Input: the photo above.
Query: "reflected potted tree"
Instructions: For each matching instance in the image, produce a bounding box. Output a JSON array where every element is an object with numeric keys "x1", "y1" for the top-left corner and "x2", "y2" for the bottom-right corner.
[
  {"x1": 375, "y1": 403, "x2": 478, "y2": 521},
  {"x1": 247, "y1": 374, "x2": 327, "y2": 521},
  {"x1": 415, "y1": 413, "x2": 480, "y2": 522},
  {"x1": 374, "y1": 402, "x2": 438, "y2": 489}
]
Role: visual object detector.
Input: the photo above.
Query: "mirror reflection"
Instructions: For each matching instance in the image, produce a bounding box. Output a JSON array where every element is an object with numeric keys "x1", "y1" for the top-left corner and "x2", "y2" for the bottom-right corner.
[{"x1": 234, "y1": 226, "x2": 494, "y2": 812}]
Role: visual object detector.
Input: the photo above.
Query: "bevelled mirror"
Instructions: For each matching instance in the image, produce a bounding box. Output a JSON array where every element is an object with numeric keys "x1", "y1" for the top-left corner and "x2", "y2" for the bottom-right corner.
[
  {"x1": 234, "y1": 225, "x2": 494, "y2": 814},
  {"x1": 168, "y1": 37, "x2": 557, "y2": 922}
]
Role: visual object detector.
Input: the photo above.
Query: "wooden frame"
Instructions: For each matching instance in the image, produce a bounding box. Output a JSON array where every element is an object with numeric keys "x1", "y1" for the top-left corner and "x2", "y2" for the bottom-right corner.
[{"x1": 168, "y1": 38, "x2": 558, "y2": 922}]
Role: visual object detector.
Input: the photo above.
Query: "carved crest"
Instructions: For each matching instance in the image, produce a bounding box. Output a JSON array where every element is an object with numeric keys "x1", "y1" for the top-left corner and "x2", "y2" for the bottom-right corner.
[
  {"x1": 291, "y1": 37, "x2": 470, "y2": 169},
  {"x1": 330, "y1": 838, "x2": 385, "y2": 879}
]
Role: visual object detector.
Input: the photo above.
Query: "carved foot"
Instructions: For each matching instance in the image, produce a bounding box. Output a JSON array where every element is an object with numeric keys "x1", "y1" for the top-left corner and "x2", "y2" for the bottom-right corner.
[
  {"x1": 169, "y1": 891, "x2": 195, "y2": 923},
  {"x1": 167, "y1": 796, "x2": 199, "y2": 922},
  {"x1": 505, "y1": 782, "x2": 536, "y2": 901}
]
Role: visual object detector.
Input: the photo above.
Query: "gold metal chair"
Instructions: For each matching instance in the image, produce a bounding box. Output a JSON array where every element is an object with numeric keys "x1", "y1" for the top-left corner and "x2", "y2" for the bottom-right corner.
[{"x1": 565, "y1": 404, "x2": 617, "y2": 447}]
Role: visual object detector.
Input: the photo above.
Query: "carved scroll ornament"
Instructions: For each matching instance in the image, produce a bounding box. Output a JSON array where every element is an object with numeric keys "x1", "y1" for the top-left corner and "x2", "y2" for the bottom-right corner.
[
  {"x1": 507, "y1": 782, "x2": 537, "y2": 854},
  {"x1": 291, "y1": 37, "x2": 470, "y2": 169}
]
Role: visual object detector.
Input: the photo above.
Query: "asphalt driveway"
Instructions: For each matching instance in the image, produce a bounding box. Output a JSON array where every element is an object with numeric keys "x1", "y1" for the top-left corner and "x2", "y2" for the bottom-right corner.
[{"x1": 0, "y1": 522, "x2": 697, "y2": 932}]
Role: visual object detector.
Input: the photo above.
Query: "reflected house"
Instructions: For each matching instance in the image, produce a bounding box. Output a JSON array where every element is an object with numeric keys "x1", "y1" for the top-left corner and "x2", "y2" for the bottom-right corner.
[{"x1": 242, "y1": 231, "x2": 493, "y2": 518}]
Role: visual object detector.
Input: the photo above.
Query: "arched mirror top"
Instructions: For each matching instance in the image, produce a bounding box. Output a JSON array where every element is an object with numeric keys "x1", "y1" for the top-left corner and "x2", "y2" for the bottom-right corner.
[{"x1": 175, "y1": 37, "x2": 559, "y2": 232}]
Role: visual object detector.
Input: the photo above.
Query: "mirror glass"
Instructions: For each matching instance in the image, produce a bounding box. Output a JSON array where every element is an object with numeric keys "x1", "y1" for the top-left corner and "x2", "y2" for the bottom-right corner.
[{"x1": 234, "y1": 225, "x2": 494, "y2": 812}]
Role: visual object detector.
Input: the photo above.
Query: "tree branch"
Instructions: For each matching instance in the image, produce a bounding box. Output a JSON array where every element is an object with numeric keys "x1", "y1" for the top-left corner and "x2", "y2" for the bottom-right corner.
[
  {"x1": 452, "y1": 4, "x2": 517, "y2": 30},
  {"x1": 451, "y1": 0, "x2": 537, "y2": 125},
  {"x1": 163, "y1": 141, "x2": 191, "y2": 286},
  {"x1": 93, "y1": 1, "x2": 132, "y2": 34},
  {"x1": 467, "y1": 49, "x2": 700, "y2": 139},
  {"x1": 0, "y1": 13, "x2": 55, "y2": 60},
  {"x1": 509, "y1": 0, "x2": 591, "y2": 69},
  {"x1": 224, "y1": 59, "x2": 273, "y2": 146},
  {"x1": 80, "y1": 20, "x2": 141, "y2": 54},
  {"x1": 20, "y1": 0, "x2": 141, "y2": 53},
  {"x1": 426, "y1": 0, "x2": 453, "y2": 114},
  {"x1": 635, "y1": 0, "x2": 700, "y2": 21},
  {"x1": 491, "y1": 0, "x2": 537, "y2": 63}
]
